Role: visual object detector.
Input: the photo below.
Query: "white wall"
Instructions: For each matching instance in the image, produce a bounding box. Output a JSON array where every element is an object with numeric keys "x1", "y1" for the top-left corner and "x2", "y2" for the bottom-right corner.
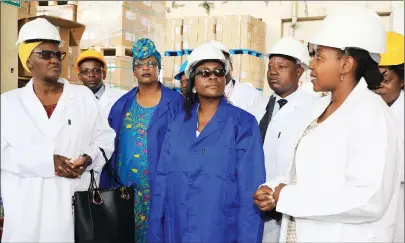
[{"x1": 166, "y1": 1, "x2": 396, "y2": 95}]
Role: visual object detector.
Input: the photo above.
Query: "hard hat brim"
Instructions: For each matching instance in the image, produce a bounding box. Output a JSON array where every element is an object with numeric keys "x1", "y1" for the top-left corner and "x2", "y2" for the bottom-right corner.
[{"x1": 174, "y1": 71, "x2": 185, "y2": 81}]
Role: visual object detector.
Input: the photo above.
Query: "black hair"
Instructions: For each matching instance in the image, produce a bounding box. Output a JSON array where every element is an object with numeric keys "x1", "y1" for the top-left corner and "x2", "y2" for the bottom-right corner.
[
  {"x1": 389, "y1": 64, "x2": 404, "y2": 81},
  {"x1": 77, "y1": 58, "x2": 104, "y2": 70},
  {"x1": 183, "y1": 59, "x2": 226, "y2": 120},
  {"x1": 340, "y1": 48, "x2": 383, "y2": 90}
]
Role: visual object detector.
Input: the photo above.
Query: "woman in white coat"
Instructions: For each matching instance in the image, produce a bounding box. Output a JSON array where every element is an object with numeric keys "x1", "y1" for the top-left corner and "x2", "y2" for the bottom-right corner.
[
  {"x1": 1, "y1": 18, "x2": 115, "y2": 242},
  {"x1": 375, "y1": 31, "x2": 404, "y2": 243},
  {"x1": 253, "y1": 6, "x2": 401, "y2": 242}
]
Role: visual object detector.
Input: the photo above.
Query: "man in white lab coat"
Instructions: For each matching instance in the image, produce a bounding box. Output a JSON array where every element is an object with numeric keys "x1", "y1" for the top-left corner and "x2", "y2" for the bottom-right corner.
[
  {"x1": 1, "y1": 18, "x2": 115, "y2": 242},
  {"x1": 207, "y1": 41, "x2": 264, "y2": 117},
  {"x1": 252, "y1": 36, "x2": 317, "y2": 242},
  {"x1": 76, "y1": 49, "x2": 127, "y2": 120}
]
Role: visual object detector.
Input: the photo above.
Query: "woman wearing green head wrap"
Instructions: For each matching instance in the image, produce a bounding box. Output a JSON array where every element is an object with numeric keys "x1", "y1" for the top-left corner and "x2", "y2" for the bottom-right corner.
[{"x1": 99, "y1": 38, "x2": 183, "y2": 243}]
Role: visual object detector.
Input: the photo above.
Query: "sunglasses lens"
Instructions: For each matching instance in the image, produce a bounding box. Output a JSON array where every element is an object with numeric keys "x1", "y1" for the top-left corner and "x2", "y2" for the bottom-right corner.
[
  {"x1": 56, "y1": 52, "x2": 66, "y2": 61},
  {"x1": 41, "y1": 50, "x2": 54, "y2": 60},
  {"x1": 200, "y1": 70, "x2": 212, "y2": 78},
  {"x1": 214, "y1": 69, "x2": 226, "y2": 77}
]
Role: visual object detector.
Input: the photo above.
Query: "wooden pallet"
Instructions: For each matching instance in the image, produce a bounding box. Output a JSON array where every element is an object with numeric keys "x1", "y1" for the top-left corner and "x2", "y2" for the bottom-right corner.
[{"x1": 88, "y1": 46, "x2": 133, "y2": 57}]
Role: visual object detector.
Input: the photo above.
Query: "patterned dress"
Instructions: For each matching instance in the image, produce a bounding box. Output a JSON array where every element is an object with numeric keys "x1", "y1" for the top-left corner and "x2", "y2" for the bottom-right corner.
[{"x1": 118, "y1": 99, "x2": 156, "y2": 243}]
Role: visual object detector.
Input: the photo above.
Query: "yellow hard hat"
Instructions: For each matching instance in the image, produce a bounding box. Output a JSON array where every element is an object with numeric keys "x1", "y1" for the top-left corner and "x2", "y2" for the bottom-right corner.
[
  {"x1": 379, "y1": 31, "x2": 404, "y2": 66},
  {"x1": 76, "y1": 49, "x2": 108, "y2": 73}
]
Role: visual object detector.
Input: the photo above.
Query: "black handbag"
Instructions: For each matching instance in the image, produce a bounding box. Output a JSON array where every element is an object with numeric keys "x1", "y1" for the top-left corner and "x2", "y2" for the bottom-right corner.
[{"x1": 72, "y1": 148, "x2": 135, "y2": 243}]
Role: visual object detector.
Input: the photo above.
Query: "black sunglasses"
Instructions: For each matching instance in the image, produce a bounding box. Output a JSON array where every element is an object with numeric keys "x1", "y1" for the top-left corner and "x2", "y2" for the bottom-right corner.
[
  {"x1": 195, "y1": 68, "x2": 226, "y2": 78},
  {"x1": 32, "y1": 50, "x2": 66, "y2": 61}
]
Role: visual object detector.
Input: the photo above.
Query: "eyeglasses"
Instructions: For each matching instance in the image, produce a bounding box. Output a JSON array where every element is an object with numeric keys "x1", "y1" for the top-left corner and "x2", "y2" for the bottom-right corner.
[
  {"x1": 134, "y1": 60, "x2": 158, "y2": 68},
  {"x1": 32, "y1": 50, "x2": 66, "y2": 61},
  {"x1": 80, "y1": 67, "x2": 104, "y2": 76},
  {"x1": 195, "y1": 68, "x2": 226, "y2": 78}
]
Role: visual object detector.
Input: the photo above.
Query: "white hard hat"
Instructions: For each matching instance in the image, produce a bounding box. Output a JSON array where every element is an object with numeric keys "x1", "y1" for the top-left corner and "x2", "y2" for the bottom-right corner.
[
  {"x1": 185, "y1": 43, "x2": 230, "y2": 78},
  {"x1": 16, "y1": 18, "x2": 63, "y2": 46},
  {"x1": 207, "y1": 40, "x2": 231, "y2": 55},
  {"x1": 207, "y1": 40, "x2": 232, "y2": 63},
  {"x1": 308, "y1": 5, "x2": 386, "y2": 63},
  {"x1": 267, "y1": 36, "x2": 310, "y2": 69}
]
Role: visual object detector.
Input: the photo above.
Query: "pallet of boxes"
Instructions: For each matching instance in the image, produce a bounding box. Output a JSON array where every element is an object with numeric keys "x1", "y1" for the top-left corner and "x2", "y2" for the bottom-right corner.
[
  {"x1": 17, "y1": 1, "x2": 86, "y2": 88},
  {"x1": 163, "y1": 15, "x2": 266, "y2": 92},
  {"x1": 77, "y1": 1, "x2": 166, "y2": 91}
]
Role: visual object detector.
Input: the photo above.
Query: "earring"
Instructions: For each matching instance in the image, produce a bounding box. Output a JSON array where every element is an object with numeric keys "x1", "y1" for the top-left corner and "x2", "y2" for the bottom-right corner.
[
  {"x1": 192, "y1": 87, "x2": 196, "y2": 93},
  {"x1": 340, "y1": 75, "x2": 344, "y2": 81}
]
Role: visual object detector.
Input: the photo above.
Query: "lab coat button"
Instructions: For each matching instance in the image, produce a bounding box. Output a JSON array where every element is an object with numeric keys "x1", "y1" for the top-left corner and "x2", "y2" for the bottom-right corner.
[
  {"x1": 192, "y1": 149, "x2": 196, "y2": 154},
  {"x1": 188, "y1": 182, "x2": 192, "y2": 187}
]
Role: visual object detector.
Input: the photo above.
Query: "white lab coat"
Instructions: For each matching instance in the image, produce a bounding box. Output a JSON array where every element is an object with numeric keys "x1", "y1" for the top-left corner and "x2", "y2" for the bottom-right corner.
[
  {"x1": 265, "y1": 79, "x2": 401, "y2": 242},
  {"x1": 253, "y1": 88, "x2": 317, "y2": 242},
  {"x1": 0, "y1": 79, "x2": 115, "y2": 242},
  {"x1": 391, "y1": 91, "x2": 404, "y2": 243},
  {"x1": 98, "y1": 86, "x2": 127, "y2": 120},
  {"x1": 226, "y1": 79, "x2": 265, "y2": 119}
]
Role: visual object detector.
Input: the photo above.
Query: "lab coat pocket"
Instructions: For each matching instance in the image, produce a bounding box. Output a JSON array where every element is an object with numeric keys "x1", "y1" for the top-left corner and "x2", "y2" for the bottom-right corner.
[{"x1": 216, "y1": 146, "x2": 234, "y2": 181}]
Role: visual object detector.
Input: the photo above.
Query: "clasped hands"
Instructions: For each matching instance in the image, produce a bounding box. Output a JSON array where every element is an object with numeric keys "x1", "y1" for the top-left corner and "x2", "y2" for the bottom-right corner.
[
  {"x1": 54, "y1": 154, "x2": 92, "y2": 179},
  {"x1": 253, "y1": 183, "x2": 287, "y2": 211}
]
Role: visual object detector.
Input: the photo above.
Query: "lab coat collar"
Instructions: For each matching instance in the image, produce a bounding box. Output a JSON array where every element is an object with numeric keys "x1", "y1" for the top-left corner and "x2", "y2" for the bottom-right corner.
[
  {"x1": 186, "y1": 97, "x2": 228, "y2": 144},
  {"x1": 309, "y1": 78, "x2": 370, "y2": 121},
  {"x1": 271, "y1": 88, "x2": 304, "y2": 120},
  {"x1": 148, "y1": 83, "x2": 175, "y2": 130},
  {"x1": 98, "y1": 86, "x2": 115, "y2": 109},
  {"x1": 273, "y1": 87, "x2": 300, "y2": 103},
  {"x1": 20, "y1": 78, "x2": 74, "y2": 137},
  {"x1": 21, "y1": 78, "x2": 75, "y2": 100}
]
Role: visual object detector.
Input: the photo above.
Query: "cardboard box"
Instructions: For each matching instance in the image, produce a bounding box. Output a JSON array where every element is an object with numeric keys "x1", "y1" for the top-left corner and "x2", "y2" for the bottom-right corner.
[
  {"x1": 68, "y1": 46, "x2": 81, "y2": 83},
  {"x1": 165, "y1": 18, "x2": 183, "y2": 50},
  {"x1": 129, "y1": 1, "x2": 153, "y2": 12},
  {"x1": 215, "y1": 15, "x2": 266, "y2": 51},
  {"x1": 165, "y1": 19, "x2": 183, "y2": 42},
  {"x1": 78, "y1": 1, "x2": 166, "y2": 50},
  {"x1": 173, "y1": 56, "x2": 182, "y2": 75},
  {"x1": 184, "y1": 16, "x2": 199, "y2": 49},
  {"x1": 18, "y1": 0, "x2": 37, "y2": 20},
  {"x1": 197, "y1": 16, "x2": 216, "y2": 45},
  {"x1": 104, "y1": 56, "x2": 137, "y2": 91},
  {"x1": 37, "y1": 4, "x2": 77, "y2": 22},
  {"x1": 162, "y1": 56, "x2": 174, "y2": 87},
  {"x1": 17, "y1": 15, "x2": 86, "y2": 79}
]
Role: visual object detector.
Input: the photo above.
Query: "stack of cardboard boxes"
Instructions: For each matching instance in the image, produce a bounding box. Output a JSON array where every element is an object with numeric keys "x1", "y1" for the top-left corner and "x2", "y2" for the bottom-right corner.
[
  {"x1": 216, "y1": 15, "x2": 266, "y2": 90},
  {"x1": 18, "y1": 0, "x2": 38, "y2": 20},
  {"x1": 163, "y1": 15, "x2": 266, "y2": 90},
  {"x1": 77, "y1": 1, "x2": 166, "y2": 90},
  {"x1": 37, "y1": 1, "x2": 78, "y2": 22}
]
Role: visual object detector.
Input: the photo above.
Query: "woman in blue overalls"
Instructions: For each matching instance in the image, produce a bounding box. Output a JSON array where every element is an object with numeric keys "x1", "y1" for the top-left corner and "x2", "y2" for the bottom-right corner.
[{"x1": 148, "y1": 43, "x2": 265, "y2": 243}]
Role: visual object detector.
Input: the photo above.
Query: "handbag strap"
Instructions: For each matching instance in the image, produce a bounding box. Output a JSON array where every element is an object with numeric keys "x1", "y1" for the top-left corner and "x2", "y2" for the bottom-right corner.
[{"x1": 99, "y1": 147, "x2": 126, "y2": 188}]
